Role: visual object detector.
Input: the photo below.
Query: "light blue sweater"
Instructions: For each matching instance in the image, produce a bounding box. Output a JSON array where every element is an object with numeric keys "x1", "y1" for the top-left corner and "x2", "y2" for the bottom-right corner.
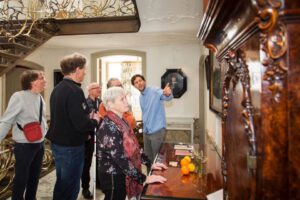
[{"x1": 140, "y1": 86, "x2": 173, "y2": 134}]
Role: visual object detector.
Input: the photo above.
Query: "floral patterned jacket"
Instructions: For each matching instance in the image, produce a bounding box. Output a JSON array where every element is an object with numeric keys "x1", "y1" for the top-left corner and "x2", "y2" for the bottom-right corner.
[{"x1": 96, "y1": 116, "x2": 150, "y2": 184}]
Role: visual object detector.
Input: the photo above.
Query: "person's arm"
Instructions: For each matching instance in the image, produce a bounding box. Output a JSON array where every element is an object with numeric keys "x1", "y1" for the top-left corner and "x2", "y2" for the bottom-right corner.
[
  {"x1": 98, "y1": 121, "x2": 146, "y2": 184},
  {"x1": 141, "y1": 152, "x2": 152, "y2": 169},
  {"x1": 0, "y1": 93, "x2": 22, "y2": 141},
  {"x1": 67, "y1": 91, "x2": 97, "y2": 133},
  {"x1": 159, "y1": 86, "x2": 173, "y2": 101},
  {"x1": 98, "y1": 102, "x2": 107, "y2": 118}
]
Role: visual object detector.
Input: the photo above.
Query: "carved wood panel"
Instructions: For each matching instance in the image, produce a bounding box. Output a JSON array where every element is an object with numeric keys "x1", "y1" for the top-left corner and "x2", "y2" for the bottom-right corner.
[{"x1": 199, "y1": 0, "x2": 300, "y2": 199}]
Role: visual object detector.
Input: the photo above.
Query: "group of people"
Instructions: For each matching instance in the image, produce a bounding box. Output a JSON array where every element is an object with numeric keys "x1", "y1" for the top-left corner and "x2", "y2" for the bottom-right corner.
[{"x1": 0, "y1": 52, "x2": 174, "y2": 200}]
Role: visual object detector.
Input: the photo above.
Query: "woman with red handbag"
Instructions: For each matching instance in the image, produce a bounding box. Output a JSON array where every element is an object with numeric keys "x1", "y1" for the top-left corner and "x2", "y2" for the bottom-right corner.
[{"x1": 0, "y1": 70, "x2": 47, "y2": 200}]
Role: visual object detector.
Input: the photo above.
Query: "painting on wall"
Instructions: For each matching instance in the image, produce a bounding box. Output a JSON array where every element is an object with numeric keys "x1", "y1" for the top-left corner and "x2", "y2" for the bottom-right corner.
[
  {"x1": 53, "y1": 70, "x2": 63, "y2": 87},
  {"x1": 161, "y1": 69, "x2": 187, "y2": 98},
  {"x1": 205, "y1": 55, "x2": 210, "y2": 90},
  {"x1": 209, "y1": 51, "x2": 222, "y2": 115}
]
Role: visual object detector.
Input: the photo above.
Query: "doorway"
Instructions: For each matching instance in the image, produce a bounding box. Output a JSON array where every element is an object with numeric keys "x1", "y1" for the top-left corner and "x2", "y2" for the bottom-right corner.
[{"x1": 91, "y1": 50, "x2": 146, "y2": 120}]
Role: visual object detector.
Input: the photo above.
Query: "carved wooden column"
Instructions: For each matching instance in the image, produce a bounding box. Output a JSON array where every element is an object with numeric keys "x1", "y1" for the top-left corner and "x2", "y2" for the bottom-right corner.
[{"x1": 199, "y1": 0, "x2": 300, "y2": 199}]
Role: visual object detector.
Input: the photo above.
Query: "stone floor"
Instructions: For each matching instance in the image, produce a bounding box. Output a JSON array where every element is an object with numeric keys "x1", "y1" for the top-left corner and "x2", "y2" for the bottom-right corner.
[
  {"x1": 5, "y1": 157, "x2": 105, "y2": 200},
  {"x1": 5, "y1": 155, "x2": 147, "y2": 200}
]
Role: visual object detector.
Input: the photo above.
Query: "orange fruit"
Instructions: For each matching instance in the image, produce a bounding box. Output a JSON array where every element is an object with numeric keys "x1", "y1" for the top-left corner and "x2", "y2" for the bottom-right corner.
[
  {"x1": 181, "y1": 166, "x2": 190, "y2": 175},
  {"x1": 180, "y1": 158, "x2": 190, "y2": 166},
  {"x1": 183, "y1": 156, "x2": 191, "y2": 163},
  {"x1": 188, "y1": 163, "x2": 196, "y2": 172}
]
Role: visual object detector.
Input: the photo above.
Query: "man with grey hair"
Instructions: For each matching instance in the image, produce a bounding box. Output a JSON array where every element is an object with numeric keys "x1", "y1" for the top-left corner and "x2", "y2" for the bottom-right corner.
[
  {"x1": 81, "y1": 82, "x2": 101, "y2": 199},
  {"x1": 106, "y1": 77, "x2": 122, "y2": 88}
]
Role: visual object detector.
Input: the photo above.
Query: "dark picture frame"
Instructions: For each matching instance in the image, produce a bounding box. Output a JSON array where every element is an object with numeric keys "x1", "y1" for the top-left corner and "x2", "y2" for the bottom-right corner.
[
  {"x1": 161, "y1": 69, "x2": 187, "y2": 98},
  {"x1": 204, "y1": 55, "x2": 210, "y2": 90},
  {"x1": 209, "y1": 51, "x2": 222, "y2": 115},
  {"x1": 53, "y1": 69, "x2": 63, "y2": 87}
]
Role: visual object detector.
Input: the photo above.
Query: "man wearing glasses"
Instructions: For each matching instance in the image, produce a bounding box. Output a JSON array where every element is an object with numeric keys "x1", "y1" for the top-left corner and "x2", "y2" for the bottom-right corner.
[{"x1": 81, "y1": 82, "x2": 102, "y2": 199}]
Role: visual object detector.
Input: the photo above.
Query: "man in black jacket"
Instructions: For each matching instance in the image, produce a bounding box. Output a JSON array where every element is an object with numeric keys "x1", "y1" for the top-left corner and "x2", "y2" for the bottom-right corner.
[{"x1": 46, "y1": 52, "x2": 99, "y2": 200}]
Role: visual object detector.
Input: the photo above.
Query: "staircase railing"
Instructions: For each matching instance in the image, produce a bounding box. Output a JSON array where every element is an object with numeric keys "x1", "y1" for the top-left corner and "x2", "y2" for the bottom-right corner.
[{"x1": 0, "y1": 0, "x2": 139, "y2": 76}]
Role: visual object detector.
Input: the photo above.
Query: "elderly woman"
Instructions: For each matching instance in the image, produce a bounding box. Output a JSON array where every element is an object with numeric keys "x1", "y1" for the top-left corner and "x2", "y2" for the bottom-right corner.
[{"x1": 97, "y1": 87, "x2": 167, "y2": 200}]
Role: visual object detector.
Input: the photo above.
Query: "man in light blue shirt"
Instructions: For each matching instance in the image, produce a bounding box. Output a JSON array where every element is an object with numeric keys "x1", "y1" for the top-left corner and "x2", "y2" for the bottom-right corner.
[{"x1": 131, "y1": 74, "x2": 173, "y2": 162}]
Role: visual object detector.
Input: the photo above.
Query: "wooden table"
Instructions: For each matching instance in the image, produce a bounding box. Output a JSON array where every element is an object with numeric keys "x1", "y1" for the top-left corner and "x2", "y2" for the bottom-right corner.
[{"x1": 141, "y1": 143, "x2": 222, "y2": 200}]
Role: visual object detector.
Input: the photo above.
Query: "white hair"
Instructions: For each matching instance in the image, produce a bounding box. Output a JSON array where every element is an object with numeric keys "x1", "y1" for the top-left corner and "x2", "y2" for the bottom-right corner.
[
  {"x1": 86, "y1": 82, "x2": 100, "y2": 91},
  {"x1": 103, "y1": 87, "x2": 126, "y2": 110}
]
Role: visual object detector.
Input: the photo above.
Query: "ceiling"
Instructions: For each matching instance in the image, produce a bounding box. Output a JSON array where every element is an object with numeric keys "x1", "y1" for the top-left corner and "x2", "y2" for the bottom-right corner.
[{"x1": 43, "y1": 0, "x2": 203, "y2": 49}]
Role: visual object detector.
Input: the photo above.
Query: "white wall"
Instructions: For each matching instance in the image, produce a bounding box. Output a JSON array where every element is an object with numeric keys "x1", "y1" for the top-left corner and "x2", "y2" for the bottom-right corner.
[{"x1": 26, "y1": 43, "x2": 201, "y2": 119}]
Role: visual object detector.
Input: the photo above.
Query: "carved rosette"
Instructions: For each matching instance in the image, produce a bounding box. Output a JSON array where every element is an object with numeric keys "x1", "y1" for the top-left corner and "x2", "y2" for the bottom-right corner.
[{"x1": 256, "y1": 0, "x2": 287, "y2": 102}]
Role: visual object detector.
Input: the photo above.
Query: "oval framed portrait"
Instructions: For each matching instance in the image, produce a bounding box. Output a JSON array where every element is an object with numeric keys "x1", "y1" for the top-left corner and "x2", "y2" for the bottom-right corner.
[{"x1": 161, "y1": 69, "x2": 187, "y2": 98}]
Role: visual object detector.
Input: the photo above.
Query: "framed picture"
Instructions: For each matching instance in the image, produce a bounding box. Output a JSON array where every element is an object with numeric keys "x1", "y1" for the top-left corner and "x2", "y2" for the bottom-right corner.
[
  {"x1": 53, "y1": 69, "x2": 63, "y2": 87},
  {"x1": 161, "y1": 69, "x2": 187, "y2": 98},
  {"x1": 209, "y1": 51, "x2": 222, "y2": 115},
  {"x1": 204, "y1": 55, "x2": 210, "y2": 90}
]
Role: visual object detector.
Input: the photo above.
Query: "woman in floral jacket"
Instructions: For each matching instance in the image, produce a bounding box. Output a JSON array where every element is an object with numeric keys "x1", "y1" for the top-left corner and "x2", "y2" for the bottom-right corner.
[{"x1": 96, "y1": 87, "x2": 167, "y2": 200}]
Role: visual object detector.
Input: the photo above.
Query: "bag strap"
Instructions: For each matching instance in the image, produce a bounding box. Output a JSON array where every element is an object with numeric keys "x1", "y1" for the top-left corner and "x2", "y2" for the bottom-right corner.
[
  {"x1": 17, "y1": 96, "x2": 43, "y2": 131},
  {"x1": 38, "y1": 96, "x2": 43, "y2": 124}
]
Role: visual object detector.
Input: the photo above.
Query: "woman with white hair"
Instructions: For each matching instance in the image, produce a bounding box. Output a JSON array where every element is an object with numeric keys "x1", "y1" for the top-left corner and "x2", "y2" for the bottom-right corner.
[{"x1": 96, "y1": 87, "x2": 167, "y2": 200}]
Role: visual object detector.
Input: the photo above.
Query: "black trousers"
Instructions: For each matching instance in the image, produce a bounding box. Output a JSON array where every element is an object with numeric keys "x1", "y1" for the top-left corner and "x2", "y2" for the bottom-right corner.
[
  {"x1": 12, "y1": 142, "x2": 44, "y2": 200},
  {"x1": 99, "y1": 173, "x2": 126, "y2": 200},
  {"x1": 81, "y1": 137, "x2": 94, "y2": 190}
]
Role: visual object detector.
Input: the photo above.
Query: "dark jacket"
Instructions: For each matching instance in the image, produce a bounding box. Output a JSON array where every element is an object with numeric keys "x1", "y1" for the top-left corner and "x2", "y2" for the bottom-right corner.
[
  {"x1": 46, "y1": 78, "x2": 97, "y2": 146},
  {"x1": 86, "y1": 96, "x2": 101, "y2": 137}
]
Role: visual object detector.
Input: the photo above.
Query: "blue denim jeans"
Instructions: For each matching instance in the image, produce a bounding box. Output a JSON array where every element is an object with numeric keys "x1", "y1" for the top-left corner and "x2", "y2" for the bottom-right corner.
[
  {"x1": 12, "y1": 142, "x2": 44, "y2": 200},
  {"x1": 51, "y1": 144, "x2": 85, "y2": 200}
]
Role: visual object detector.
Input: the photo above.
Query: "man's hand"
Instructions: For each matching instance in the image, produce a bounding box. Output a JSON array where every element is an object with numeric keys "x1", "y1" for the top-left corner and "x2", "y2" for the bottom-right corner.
[
  {"x1": 152, "y1": 162, "x2": 168, "y2": 171},
  {"x1": 145, "y1": 175, "x2": 167, "y2": 184},
  {"x1": 90, "y1": 111, "x2": 100, "y2": 123},
  {"x1": 163, "y1": 83, "x2": 172, "y2": 96}
]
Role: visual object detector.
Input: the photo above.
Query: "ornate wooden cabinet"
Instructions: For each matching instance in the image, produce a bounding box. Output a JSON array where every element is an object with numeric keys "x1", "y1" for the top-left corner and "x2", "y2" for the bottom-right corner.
[{"x1": 198, "y1": 0, "x2": 300, "y2": 199}]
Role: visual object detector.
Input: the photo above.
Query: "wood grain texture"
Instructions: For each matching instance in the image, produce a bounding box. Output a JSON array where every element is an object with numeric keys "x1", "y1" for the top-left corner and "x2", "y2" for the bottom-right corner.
[{"x1": 198, "y1": 0, "x2": 300, "y2": 199}]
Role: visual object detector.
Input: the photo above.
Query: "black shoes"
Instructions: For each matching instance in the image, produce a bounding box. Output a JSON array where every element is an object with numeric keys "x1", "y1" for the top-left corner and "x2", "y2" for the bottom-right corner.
[{"x1": 82, "y1": 189, "x2": 93, "y2": 199}]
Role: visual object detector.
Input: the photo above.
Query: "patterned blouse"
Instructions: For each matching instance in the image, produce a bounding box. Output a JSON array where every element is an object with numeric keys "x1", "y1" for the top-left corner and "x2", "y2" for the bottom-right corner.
[{"x1": 96, "y1": 116, "x2": 150, "y2": 184}]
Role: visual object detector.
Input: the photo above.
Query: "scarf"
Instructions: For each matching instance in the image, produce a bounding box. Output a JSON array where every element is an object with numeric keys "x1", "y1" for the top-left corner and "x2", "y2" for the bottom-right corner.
[{"x1": 107, "y1": 111, "x2": 143, "y2": 198}]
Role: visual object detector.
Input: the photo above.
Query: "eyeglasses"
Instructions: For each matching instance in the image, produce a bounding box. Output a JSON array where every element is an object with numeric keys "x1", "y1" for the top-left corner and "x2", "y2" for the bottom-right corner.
[{"x1": 90, "y1": 87, "x2": 101, "y2": 90}]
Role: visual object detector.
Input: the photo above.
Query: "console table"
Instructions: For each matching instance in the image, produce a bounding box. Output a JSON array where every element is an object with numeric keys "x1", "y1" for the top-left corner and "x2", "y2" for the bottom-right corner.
[{"x1": 141, "y1": 143, "x2": 222, "y2": 200}]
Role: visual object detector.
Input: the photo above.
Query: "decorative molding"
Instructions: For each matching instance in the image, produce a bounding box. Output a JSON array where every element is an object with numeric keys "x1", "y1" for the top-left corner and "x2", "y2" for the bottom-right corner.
[
  {"x1": 256, "y1": 0, "x2": 287, "y2": 102},
  {"x1": 142, "y1": 14, "x2": 201, "y2": 24},
  {"x1": 224, "y1": 49, "x2": 257, "y2": 173},
  {"x1": 198, "y1": 0, "x2": 224, "y2": 41},
  {"x1": 256, "y1": 0, "x2": 281, "y2": 32}
]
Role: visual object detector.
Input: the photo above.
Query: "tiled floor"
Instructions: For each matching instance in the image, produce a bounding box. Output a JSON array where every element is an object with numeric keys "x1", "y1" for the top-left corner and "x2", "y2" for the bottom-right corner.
[
  {"x1": 33, "y1": 169, "x2": 104, "y2": 200},
  {"x1": 5, "y1": 156, "x2": 146, "y2": 200},
  {"x1": 6, "y1": 157, "x2": 105, "y2": 200}
]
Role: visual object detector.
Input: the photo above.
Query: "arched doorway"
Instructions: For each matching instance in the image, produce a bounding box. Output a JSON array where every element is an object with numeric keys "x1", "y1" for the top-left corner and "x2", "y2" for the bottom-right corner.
[
  {"x1": 91, "y1": 50, "x2": 146, "y2": 120},
  {"x1": 1, "y1": 60, "x2": 44, "y2": 113}
]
